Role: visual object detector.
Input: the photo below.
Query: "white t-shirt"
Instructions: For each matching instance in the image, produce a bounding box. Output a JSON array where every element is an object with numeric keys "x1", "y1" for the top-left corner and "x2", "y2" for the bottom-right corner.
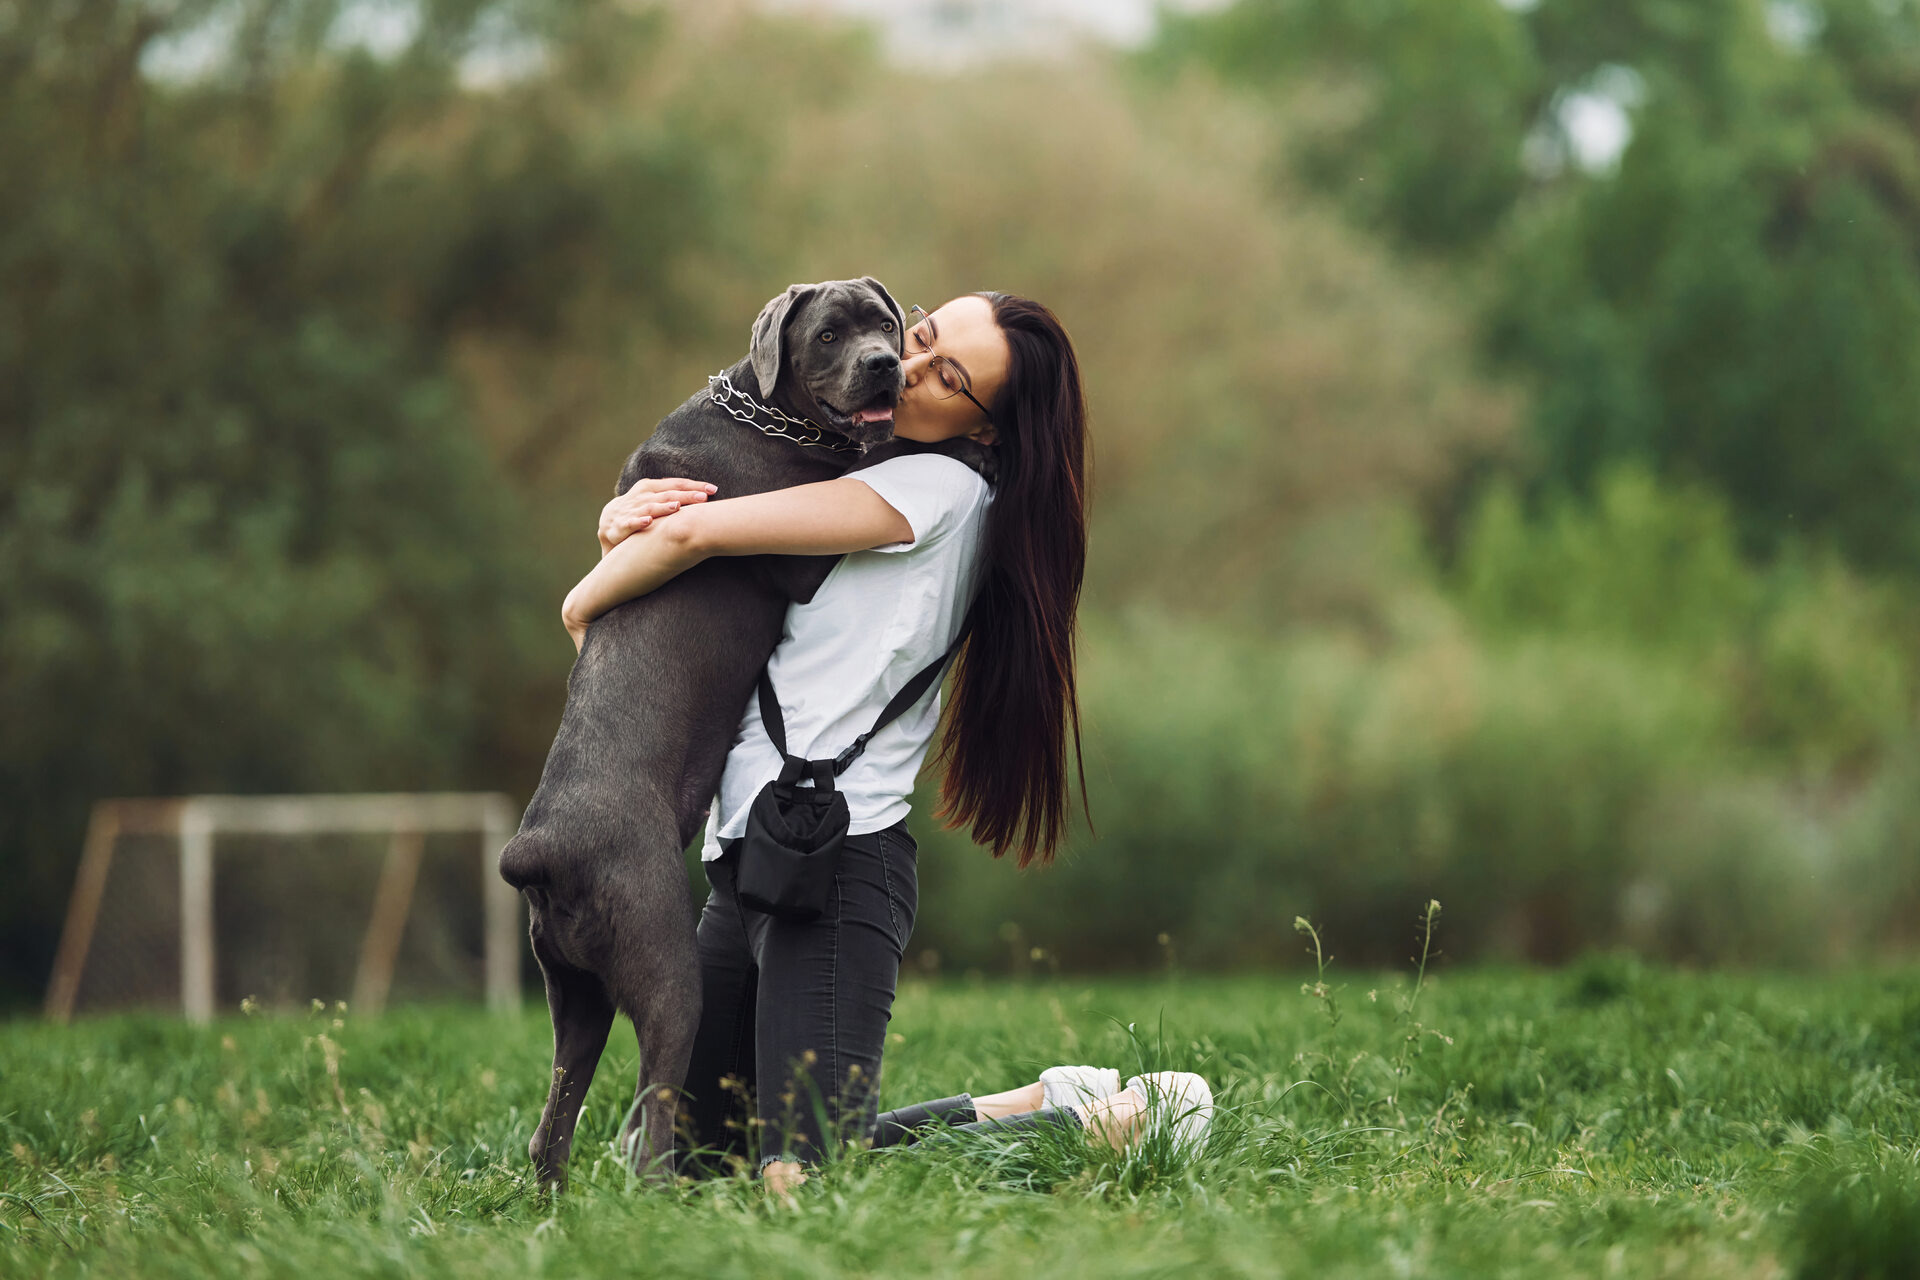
[{"x1": 699, "y1": 452, "x2": 993, "y2": 861}]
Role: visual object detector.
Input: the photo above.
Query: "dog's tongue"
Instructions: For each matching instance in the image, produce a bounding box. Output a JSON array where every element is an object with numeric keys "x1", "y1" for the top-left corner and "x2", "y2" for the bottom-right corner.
[{"x1": 850, "y1": 407, "x2": 894, "y2": 425}]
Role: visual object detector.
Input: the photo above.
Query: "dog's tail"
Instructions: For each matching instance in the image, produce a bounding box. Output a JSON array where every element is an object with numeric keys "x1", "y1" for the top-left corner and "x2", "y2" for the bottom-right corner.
[{"x1": 496, "y1": 832, "x2": 550, "y2": 891}]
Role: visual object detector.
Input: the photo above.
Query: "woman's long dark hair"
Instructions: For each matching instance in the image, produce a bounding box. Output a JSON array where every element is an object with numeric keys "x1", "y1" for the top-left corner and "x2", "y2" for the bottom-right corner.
[{"x1": 932, "y1": 292, "x2": 1089, "y2": 868}]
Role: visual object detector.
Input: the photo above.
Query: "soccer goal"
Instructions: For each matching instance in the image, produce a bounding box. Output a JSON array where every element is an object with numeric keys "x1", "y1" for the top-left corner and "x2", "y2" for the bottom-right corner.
[{"x1": 44, "y1": 793, "x2": 524, "y2": 1024}]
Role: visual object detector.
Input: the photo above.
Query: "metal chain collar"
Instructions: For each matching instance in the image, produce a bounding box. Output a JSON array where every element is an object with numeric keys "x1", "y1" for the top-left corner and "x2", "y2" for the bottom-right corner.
[{"x1": 706, "y1": 372, "x2": 861, "y2": 454}]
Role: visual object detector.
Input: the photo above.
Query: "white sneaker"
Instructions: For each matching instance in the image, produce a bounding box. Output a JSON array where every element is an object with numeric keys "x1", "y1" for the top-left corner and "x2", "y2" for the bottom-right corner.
[
  {"x1": 1124, "y1": 1071, "x2": 1214, "y2": 1157},
  {"x1": 1039, "y1": 1064, "x2": 1123, "y2": 1113}
]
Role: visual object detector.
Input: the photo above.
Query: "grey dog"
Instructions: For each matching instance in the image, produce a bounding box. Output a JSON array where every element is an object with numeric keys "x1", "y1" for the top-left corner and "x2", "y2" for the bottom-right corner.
[{"x1": 497, "y1": 279, "x2": 915, "y2": 1187}]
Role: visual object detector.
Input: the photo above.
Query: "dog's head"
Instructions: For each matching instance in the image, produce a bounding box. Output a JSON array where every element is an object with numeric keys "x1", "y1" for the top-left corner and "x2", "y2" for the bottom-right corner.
[{"x1": 749, "y1": 278, "x2": 906, "y2": 448}]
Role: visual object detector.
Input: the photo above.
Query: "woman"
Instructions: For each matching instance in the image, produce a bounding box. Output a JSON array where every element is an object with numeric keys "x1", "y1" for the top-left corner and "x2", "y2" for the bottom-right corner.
[{"x1": 562, "y1": 291, "x2": 1208, "y2": 1193}]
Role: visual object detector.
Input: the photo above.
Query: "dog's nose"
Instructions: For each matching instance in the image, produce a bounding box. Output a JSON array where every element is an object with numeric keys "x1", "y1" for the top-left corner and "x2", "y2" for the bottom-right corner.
[{"x1": 861, "y1": 349, "x2": 901, "y2": 377}]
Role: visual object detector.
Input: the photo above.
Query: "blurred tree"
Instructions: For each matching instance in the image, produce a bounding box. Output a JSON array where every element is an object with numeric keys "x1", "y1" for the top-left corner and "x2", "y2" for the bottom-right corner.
[
  {"x1": 0, "y1": 0, "x2": 770, "y2": 1005},
  {"x1": 1149, "y1": 0, "x2": 1536, "y2": 251},
  {"x1": 1157, "y1": 0, "x2": 1920, "y2": 576},
  {"x1": 1489, "y1": 102, "x2": 1920, "y2": 570}
]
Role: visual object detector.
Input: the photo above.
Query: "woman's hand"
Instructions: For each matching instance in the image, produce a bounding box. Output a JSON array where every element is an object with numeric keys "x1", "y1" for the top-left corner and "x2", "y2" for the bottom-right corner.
[
  {"x1": 598, "y1": 478, "x2": 717, "y2": 554},
  {"x1": 564, "y1": 510, "x2": 709, "y2": 652}
]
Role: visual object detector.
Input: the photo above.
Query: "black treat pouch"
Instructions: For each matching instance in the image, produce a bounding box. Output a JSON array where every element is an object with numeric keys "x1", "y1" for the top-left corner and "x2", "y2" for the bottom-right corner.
[
  {"x1": 737, "y1": 758, "x2": 848, "y2": 922},
  {"x1": 734, "y1": 643, "x2": 957, "y2": 923}
]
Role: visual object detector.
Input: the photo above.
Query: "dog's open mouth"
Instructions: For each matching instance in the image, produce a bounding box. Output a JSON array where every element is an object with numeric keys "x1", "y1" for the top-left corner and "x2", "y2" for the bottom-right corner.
[{"x1": 819, "y1": 399, "x2": 896, "y2": 436}]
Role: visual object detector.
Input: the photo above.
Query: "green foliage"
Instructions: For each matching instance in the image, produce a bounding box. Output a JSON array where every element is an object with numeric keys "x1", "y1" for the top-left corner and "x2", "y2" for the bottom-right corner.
[
  {"x1": 1488, "y1": 102, "x2": 1920, "y2": 572},
  {"x1": 1456, "y1": 467, "x2": 1756, "y2": 652},
  {"x1": 1835, "y1": 741, "x2": 1920, "y2": 946},
  {"x1": 916, "y1": 606, "x2": 1730, "y2": 970},
  {"x1": 5, "y1": 971, "x2": 1920, "y2": 1275},
  {"x1": 0, "y1": 0, "x2": 796, "y2": 1002},
  {"x1": 1161, "y1": 0, "x2": 1920, "y2": 575},
  {"x1": 1456, "y1": 466, "x2": 1918, "y2": 770},
  {"x1": 1151, "y1": 0, "x2": 1535, "y2": 249},
  {"x1": 914, "y1": 468, "x2": 1917, "y2": 972}
]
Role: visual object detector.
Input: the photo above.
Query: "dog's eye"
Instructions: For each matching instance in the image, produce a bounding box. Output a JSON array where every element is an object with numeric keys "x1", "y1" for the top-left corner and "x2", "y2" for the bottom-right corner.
[
  {"x1": 881, "y1": 321, "x2": 895, "y2": 333},
  {"x1": 819, "y1": 330, "x2": 835, "y2": 344}
]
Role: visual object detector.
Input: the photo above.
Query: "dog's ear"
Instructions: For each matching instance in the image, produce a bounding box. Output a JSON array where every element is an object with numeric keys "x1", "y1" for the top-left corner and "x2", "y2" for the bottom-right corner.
[
  {"x1": 860, "y1": 277, "x2": 908, "y2": 352},
  {"x1": 749, "y1": 283, "x2": 817, "y2": 398}
]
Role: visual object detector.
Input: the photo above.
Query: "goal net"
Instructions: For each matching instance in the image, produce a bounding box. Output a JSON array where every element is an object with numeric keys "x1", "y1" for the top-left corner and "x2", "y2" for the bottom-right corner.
[{"x1": 45, "y1": 794, "x2": 524, "y2": 1023}]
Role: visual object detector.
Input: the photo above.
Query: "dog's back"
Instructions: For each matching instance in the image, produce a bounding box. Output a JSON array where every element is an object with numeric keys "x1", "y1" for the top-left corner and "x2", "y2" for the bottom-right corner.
[{"x1": 498, "y1": 369, "x2": 846, "y2": 938}]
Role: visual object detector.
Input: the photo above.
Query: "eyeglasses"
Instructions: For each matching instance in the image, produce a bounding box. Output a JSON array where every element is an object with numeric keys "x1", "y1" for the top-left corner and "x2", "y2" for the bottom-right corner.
[{"x1": 908, "y1": 304, "x2": 994, "y2": 425}]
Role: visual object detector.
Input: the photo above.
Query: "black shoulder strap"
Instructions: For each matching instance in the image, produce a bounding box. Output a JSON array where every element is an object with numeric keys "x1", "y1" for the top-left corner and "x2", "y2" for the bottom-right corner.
[
  {"x1": 756, "y1": 632, "x2": 964, "y2": 788},
  {"x1": 831, "y1": 642, "x2": 958, "y2": 773}
]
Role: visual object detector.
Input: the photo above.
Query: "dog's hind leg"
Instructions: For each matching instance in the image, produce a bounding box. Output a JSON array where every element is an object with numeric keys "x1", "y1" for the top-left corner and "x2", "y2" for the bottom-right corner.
[
  {"x1": 605, "y1": 852, "x2": 704, "y2": 1183},
  {"x1": 526, "y1": 929, "x2": 616, "y2": 1192},
  {"x1": 620, "y1": 974, "x2": 701, "y2": 1183}
]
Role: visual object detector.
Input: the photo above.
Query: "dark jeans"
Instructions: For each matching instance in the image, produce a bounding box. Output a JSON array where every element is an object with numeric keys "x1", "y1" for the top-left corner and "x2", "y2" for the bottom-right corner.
[
  {"x1": 870, "y1": 1094, "x2": 1084, "y2": 1149},
  {"x1": 677, "y1": 821, "x2": 919, "y2": 1172}
]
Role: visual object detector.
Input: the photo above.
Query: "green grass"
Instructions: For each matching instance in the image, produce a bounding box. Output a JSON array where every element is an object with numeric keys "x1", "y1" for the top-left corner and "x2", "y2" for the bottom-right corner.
[{"x1": 6, "y1": 961, "x2": 1920, "y2": 1277}]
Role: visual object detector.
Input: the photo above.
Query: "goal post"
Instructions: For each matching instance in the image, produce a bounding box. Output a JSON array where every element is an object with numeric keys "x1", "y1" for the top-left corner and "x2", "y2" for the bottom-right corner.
[{"x1": 44, "y1": 793, "x2": 525, "y2": 1024}]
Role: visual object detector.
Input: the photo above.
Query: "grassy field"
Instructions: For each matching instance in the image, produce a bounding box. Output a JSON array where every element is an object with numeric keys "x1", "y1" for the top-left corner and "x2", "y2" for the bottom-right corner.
[{"x1": 5, "y1": 959, "x2": 1920, "y2": 1278}]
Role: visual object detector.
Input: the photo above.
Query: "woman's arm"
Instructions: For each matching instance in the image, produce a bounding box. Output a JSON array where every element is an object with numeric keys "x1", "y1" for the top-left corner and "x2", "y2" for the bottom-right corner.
[{"x1": 561, "y1": 477, "x2": 914, "y2": 651}]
